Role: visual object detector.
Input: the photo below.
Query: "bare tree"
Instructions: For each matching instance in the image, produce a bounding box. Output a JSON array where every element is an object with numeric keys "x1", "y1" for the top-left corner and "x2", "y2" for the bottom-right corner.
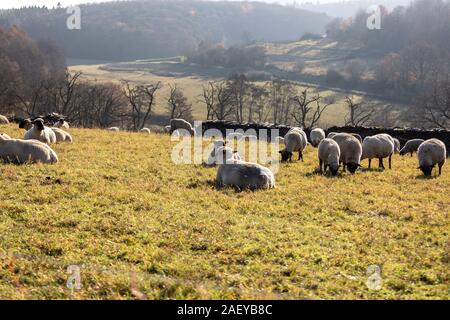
[
  {"x1": 199, "y1": 82, "x2": 216, "y2": 120},
  {"x1": 344, "y1": 96, "x2": 375, "y2": 127},
  {"x1": 213, "y1": 80, "x2": 234, "y2": 120},
  {"x1": 167, "y1": 83, "x2": 193, "y2": 121},
  {"x1": 412, "y1": 80, "x2": 450, "y2": 129},
  {"x1": 291, "y1": 88, "x2": 331, "y2": 129},
  {"x1": 228, "y1": 73, "x2": 248, "y2": 123},
  {"x1": 123, "y1": 80, "x2": 161, "y2": 130}
]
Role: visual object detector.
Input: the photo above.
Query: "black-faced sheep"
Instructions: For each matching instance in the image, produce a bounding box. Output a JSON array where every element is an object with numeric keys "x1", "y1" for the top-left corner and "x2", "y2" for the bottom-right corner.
[
  {"x1": 332, "y1": 133, "x2": 362, "y2": 174},
  {"x1": 400, "y1": 139, "x2": 425, "y2": 157},
  {"x1": 361, "y1": 134, "x2": 395, "y2": 169},
  {"x1": 0, "y1": 135, "x2": 58, "y2": 164},
  {"x1": 24, "y1": 118, "x2": 57, "y2": 144},
  {"x1": 216, "y1": 160, "x2": 275, "y2": 190},
  {"x1": 318, "y1": 138, "x2": 341, "y2": 176},
  {"x1": 280, "y1": 128, "x2": 307, "y2": 162},
  {"x1": 310, "y1": 128, "x2": 326, "y2": 147},
  {"x1": 417, "y1": 139, "x2": 446, "y2": 176}
]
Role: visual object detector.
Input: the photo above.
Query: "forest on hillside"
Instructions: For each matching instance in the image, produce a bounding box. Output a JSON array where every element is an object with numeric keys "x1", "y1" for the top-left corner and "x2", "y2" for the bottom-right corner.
[{"x1": 0, "y1": 0, "x2": 330, "y2": 61}]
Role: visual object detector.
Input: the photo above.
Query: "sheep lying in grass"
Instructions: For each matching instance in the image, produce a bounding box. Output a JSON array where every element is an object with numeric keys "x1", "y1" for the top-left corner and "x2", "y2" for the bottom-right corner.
[
  {"x1": 332, "y1": 133, "x2": 362, "y2": 173},
  {"x1": 19, "y1": 119, "x2": 33, "y2": 130},
  {"x1": 318, "y1": 138, "x2": 341, "y2": 176},
  {"x1": 216, "y1": 160, "x2": 275, "y2": 190},
  {"x1": 0, "y1": 135, "x2": 58, "y2": 164},
  {"x1": 417, "y1": 139, "x2": 446, "y2": 176},
  {"x1": 280, "y1": 128, "x2": 307, "y2": 162},
  {"x1": 51, "y1": 127, "x2": 73, "y2": 143},
  {"x1": 361, "y1": 133, "x2": 395, "y2": 169},
  {"x1": 108, "y1": 127, "x2": 120, "y2": 131},
  {"x1": 53, "y1": 119, "x2": 70, "y2": 129},
  {"x1": 164, "y1": 125, "x2": 171, "y2": 133},
  {"x1": 393, "y1": 138, "x2": 401, "y2": 154},
  {"x1": 400, "y1": 139, "x2": 424, "y2": 157},
  {"x1": 24, "y1": 118, "x2": 56, "y2": 144},
  {"x1": 0, "y1": 115, "x2": 9, "y2": 124},
  {"x1": 170, "y1": 118, "x2": 194, "y2": 136},
  {"x1": 140, "y1": 128, "x2": 151, "y2": 134},
  {"x1": 310, "y1": 128, "x2": 325, "y2": 147}
]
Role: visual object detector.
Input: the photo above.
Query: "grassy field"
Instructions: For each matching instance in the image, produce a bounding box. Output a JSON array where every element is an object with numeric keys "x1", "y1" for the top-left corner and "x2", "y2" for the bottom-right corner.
[
  {"x1": 0, "y1": 124, "x2": 448, "y2": 299},
  {"x1": 69, "y1": 63, "x2": 395, "y2": 128}
]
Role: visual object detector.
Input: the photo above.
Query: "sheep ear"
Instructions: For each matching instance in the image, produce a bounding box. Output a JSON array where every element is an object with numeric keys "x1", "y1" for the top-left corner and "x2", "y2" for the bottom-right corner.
[{"x1": 233, "y1": 150, "x2": 238, "y2": 153}]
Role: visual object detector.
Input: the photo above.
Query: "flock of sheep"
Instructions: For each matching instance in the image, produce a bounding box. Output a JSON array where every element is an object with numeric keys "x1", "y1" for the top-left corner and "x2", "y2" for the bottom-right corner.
[
  {"x1": 177, "y1": 118, "x2": 447, "y2": 190},
  {"x1": 0, "y1": 116, "x2": 71, "y2": 164},
  {"x1": 0, "y1": 115, "x2": 447, "y2": 191}
]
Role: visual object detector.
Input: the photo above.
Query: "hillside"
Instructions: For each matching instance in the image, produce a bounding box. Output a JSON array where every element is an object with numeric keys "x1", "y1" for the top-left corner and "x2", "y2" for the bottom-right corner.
[
  {"x1": 0, "y1": 0, "x2": 330, "y2": 61},
  {"x1": 0, "y1": 124, "x2": 448, "y2": 299}
]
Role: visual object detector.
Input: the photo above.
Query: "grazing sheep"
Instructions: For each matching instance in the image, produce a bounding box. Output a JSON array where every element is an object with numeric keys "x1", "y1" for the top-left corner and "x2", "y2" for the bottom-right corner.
[
  {"x1": 400, "y1": 139, "x2": 425, "y2": 157},
  {"x1": 170, "y1": 118, "x2": 194, "y2": 136},
  {"x1": 140, "y1": 128, "x2": 151, "y2": 134},
  {"x1": 361, "y1": 134, "x2": 395, "y2": 169},
  {"x1": 318, "y1": 138, "x2": 341, "y2": 176},
  {"x1": 216, "y1": 160, "x2": 275, "y2": 190},
  {"x1": 328, "y1": 132, "x2": 362, "y2": 143},
  {"x1": 0, "y1": 115, "x2": 9, "y2": 124},
  {"x1": 24, "y1": 118, "x2": 57, "y2": 144},
  {"x1": 51, "y1": 127, "x2": 73, "y2": 143},
  {"x1": 19, "y1": 119, "x2": 33, "y2": 130},
  {"x1": 54, "y1": 119, "x2": 70, "y2": 129},
  {"x1": 417, "y1": 139, "x2": 446, "y2": 176},
  {"x1": 393, "y1": 138, "x2": 401, "y2": 154},
  {"x1": 108, "y1": 127, "x2": 120, "y2": 131},
  {"x1": 310, "y1": 128, "x2": 326, "y2": 147},
  {"x1": 332, "y1": 133, "x2": 362, "y2": 173},
  {"x1": 0, "y1": 135, "x2": 58, "y2": 164},
  {"x1": 280, "y1": 128, "x2": 307, "y2": 162}
]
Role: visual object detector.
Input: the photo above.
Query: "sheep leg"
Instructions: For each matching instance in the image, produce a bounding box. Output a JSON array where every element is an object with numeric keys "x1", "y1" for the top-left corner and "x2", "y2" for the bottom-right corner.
[
  {"x1": 298, "y1": 151, "x2": 303, "y2": 161},
  {"x1": 319, "y1": 159, "x2": 323, "y2": 173},
  {"x1": 438, "y1": 161, "x2": 444, "y2": 175},
  {"x1": 343, "y1": 163, "x2": 347, "y2": 172},
  {"x1": 389, "y1": 155, "x2": 392, "y2": 169},
  {"x1": 379, "y1": 158, "x2": 385, "y2": 169},
  {"x1": 368, "y1": 159, "x2": 372, "y2": 169}
]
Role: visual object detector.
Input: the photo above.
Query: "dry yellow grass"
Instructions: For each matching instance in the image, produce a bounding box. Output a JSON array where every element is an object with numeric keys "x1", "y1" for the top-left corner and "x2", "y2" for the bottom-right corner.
[{"x1": 0, "y1": 124, "x2": 448, "y2": 299}]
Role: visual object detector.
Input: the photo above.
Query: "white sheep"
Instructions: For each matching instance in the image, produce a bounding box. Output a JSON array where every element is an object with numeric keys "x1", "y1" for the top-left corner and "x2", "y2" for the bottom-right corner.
[
  {"x1": 216, "y1": 160, "x2": 275, "y2": 190},
  {"x1": 332, "y1": 133, "x2": 362, "y2": 173},
  {"x1": 0, "y1": 135, "x2": 58, "y2": 164},
  {"x1": 51, "y1": 127, "x2": 73, "y2": 143},
  {"x1": 108, "y1": 127, "x2": 120, "y2": 131},
  {"x1": 54, "y1": 119, "x2": 70, "y2": 129},
  {"x1": 140, "y1": 128, "x2": 151, "y2": 134},
  {"x1": 24, "y1": 118, "x2": 57, "y2": 144},
  {"x1": 310, "y1": 128, "x2": 326, "y2": 147},
  {"x1": 0, "y1": 115, "x2": 9, "y2": 124},
  {"x1": 417, "y1": 139, "x2": 446, "y2": 176},
  {"x1": 318, "y1": 138, "x2": 341, "y2": 176},
  {"x1": 170, "y1": 118, "x2": 194, "y2": 136},
  {"x1": 280, "y1": 128, "x2": 307, "y2": 162},
  {"x1": 400, "y1": 139, "x2": 424, "y2": 157},
  {"x1": 361, "y1": 133, "x2": 395, "y2": 169}
]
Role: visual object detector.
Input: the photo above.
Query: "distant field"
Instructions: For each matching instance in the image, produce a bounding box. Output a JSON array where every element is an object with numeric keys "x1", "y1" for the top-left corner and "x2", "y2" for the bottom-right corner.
[
  {"x1": 0, "y1": 124, "x2": 448, "y2": 299},
  {"x1": 69, "y1": 57, "x2": 395, "y2": 128}
]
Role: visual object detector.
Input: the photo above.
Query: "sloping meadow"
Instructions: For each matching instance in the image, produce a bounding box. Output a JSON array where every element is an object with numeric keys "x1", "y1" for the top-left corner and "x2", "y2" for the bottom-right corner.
[{"x1": 0, "y1": 125, "x2": 448, "y2": 299}]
